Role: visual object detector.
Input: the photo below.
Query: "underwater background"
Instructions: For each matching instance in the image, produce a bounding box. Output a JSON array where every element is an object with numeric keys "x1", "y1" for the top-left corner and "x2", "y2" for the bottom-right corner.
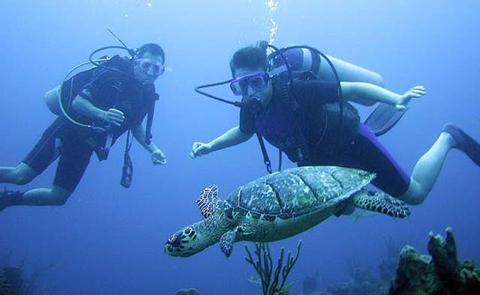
[{"x1": 0, "y1": 0, "x2": 479, "y2": 294}]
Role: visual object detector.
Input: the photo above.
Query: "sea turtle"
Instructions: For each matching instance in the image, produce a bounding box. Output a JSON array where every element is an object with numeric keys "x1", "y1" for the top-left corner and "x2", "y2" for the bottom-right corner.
[{"x1": 165, "y1": 166, "x2": 410, "y2": 258}]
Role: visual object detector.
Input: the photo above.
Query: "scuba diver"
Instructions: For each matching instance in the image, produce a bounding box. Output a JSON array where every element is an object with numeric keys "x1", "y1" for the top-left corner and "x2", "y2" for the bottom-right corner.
[
  {"x1": 0, "y1": 43, "x2": 167, "y2": 212},
  {"x1": 190, "y1": 42, "x2": 480, "y2": 205}
]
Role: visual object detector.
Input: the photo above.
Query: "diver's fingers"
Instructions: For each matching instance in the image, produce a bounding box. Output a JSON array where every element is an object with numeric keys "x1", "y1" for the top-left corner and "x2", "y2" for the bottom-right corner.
[
  {"x1": 108, "y1": 112, "x2": 125, "y2": 120},
  {"x1": 191, "y1": 143, "x2": 208, "y2": 158},
  {"x1": 412, "y1": 86, "x2": 427, "y2": 93},
  {"x1": 407, "y1": 87, "x2": 426, "y2": 98},
  {"x1": 412, "y1": 85, "x2": 426, "y2": 90},
  {"x1": 108, "y1": 116, "x2": 124, "y2": 125},
  {"x1": 411, "y1": 91, "x2": 426, "y2": 97},
  {"x1": 154, "y1": 158, "x2": 167, "y2": 165},
  {"x1": 109, "y1": 120, "x2": 122, "y2": 127},
  {"x1": 109, "y1": 108, "x2": 125, "y2": 116},
  {"x1": 192, "y1": 142, "x2": 204, "y2": 152},
  {"x1": 190, "y1": 143, "x2": 200, "y2": 158},
  {"x1": 190, "y1": 151, "x2": 201, "y2": 158}
]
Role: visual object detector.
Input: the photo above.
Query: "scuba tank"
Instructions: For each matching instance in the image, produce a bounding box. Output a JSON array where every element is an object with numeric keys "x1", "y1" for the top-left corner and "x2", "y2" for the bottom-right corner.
[
  {"x1": 44, "y1": 86, "x2": 62, "y2": 115},
  {"x1": 269, "y1": 47, "x2": 383, "y2": 89},
  {"x1": 41, "y1": 30, "x2": 160, "y2": 188},
  {"x1": 43, "y1": 58, "x2": 110, "y2": 117},
  {"x1": 194, "y1": 43, "x2": 408, "y2": 173},
  {"x1": 269, "y1": 46, "x2": 406, "y2": 136}
]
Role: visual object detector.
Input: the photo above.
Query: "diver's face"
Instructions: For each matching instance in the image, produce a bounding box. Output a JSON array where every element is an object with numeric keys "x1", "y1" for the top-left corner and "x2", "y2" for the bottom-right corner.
[
  {"x1": 133, "y1": 52, "x2": 165, "y2": 83},
  {"x1": 233, "y1": 67, "x2": 273, "y2": 106}
]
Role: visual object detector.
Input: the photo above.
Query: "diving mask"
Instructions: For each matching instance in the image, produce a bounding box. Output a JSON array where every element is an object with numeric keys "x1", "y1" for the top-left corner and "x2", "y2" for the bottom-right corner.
[
  {"x1": 230, "y1": 72, "x2": 270, "y2": 96},
  {"x1": 138, "y1": 59, "x2": 165, "y2": 77}
]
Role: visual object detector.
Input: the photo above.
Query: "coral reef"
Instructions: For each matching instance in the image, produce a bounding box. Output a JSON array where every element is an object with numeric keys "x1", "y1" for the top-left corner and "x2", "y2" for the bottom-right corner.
[
  {"x1": 245, "y1": 241, "x2": 302, "y2": 295},
  {"x1": 302, "y1": 272, "x2": 319, "y2": 295},
  {"x1": 0, "y1": 259, "x2": 53, "y2": 295},
  {"x1": 317, "y1": 228, "x2": 480, "y2": 295},
  {"x1": 0, "y1": 266, "x2": 25, "y2": 295},
  {"x1": 317, "y1": 237, "x2": 398, "y2": 295},
  {"x1": 378, "y1": 237, "x2": 401, "y2": 282},
  {"x1": 389, "y1": 227, "x2": 480, "y2": 295},
  {"x1": 174, "y1": 288, "x2": 200, "y2": 295}
]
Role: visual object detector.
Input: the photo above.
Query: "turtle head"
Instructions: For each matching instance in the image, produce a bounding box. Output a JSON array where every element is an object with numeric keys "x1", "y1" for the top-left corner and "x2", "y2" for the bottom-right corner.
[
  {"x1": 165, "y1": 185, "x2": 232, "y2": 257},
  {"x1": 165, "y1": 224, "x2": 201, "y2": 257},
  {"x1": 165, "y1": 218, "x2": 227, "y2": 257}
]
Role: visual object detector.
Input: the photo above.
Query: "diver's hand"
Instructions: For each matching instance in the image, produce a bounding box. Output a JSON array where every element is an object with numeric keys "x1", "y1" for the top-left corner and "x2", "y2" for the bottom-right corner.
[
  {"x1": 396, "y1": 85, "x2": 427, "y2": 110},
  {"x1": 190, "y1": 142, "x2": 212, "y2": 158},
  {"x1": 101, "y1": 108, "x2": 125, "y2": 126},
  {"x1": 151, "y1": 149, "x2": 167, "y2": 165}
]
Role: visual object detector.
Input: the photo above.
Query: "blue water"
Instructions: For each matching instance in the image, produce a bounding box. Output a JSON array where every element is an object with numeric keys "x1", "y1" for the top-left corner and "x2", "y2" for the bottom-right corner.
[{"x1": 1, "y1": 1, "x2": 479, "y2": 294}]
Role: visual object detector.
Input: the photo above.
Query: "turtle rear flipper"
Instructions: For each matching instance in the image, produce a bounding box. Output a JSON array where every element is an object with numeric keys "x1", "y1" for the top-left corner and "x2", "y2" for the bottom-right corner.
[{"x1": 353, "y1": 190, "x2": 410, "y2": 218}]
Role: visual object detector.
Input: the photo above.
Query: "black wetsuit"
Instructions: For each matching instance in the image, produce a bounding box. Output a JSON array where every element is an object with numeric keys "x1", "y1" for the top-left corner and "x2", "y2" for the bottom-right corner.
[
  {"x1": 239, "y1": 79, "x2": 410, "y2": 197},
  {"x1": 23, "y1": 56, "x2": 157, "y2": 192}
]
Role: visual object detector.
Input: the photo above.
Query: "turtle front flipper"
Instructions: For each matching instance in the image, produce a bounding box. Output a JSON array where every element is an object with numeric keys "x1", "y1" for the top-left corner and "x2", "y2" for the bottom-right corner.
[
  {"x1": 352, "y1": 190, "x2": 410, "y2": 218},
  {"x1": 196, "y1": 185, "x2": 222, "y2": 218},
  {"x1": 219, "y1": 226, "x2": 243, "y2": 257}
]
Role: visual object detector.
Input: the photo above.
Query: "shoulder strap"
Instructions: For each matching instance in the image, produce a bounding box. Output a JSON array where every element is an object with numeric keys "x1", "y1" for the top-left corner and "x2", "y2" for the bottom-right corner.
[
  {"x1": 256, "y1": 132, "x2": 272, "y2": 174},
  {"x1": 120, "y1": 130, "x2": 133, "y2": 188},
  {"x1": 145, "y1": 93, "x2": 158, "y2": 145}
]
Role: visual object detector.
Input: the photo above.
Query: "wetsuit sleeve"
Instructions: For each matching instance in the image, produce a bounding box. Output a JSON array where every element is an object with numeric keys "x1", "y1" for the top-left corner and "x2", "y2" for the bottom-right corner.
[
  {"x1": 239, "y1": 106, "x2": 256, "y2": 134},
  {"x1": 291, "y1": 80, "x2": 340, "y2": 108},
  {"x1": 79, "y1": 68, "x2": 126, "y2": 109}
]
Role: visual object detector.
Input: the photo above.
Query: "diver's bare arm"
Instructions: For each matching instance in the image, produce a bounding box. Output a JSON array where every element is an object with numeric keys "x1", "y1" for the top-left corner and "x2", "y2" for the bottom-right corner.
[
  {"x1": 132, "y1": 124, "x2": 159, "y2": 153},
  {"x1": 71, "y1": 96, "x2": 106, "y2": 121},
  {"x1": 208, "y1": 126, "x2": 253, "y2": 152},
  {"x1": 340, "y1": 82, "x2": 401, "y2": 106},
  {"x1": 340, "y1": 82, "x2": 426, "y2": 108}
]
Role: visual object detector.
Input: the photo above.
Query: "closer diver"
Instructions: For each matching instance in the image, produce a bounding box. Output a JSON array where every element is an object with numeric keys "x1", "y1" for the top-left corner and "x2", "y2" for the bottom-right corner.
[{"x1": 190, "y1": 42, "x2": 480, "y2": 206}]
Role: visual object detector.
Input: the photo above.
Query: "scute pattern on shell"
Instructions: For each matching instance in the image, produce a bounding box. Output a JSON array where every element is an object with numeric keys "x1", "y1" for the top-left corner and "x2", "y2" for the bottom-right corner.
[{"x1": 226, "y1": 166, "x2": 375, "y2": 218}]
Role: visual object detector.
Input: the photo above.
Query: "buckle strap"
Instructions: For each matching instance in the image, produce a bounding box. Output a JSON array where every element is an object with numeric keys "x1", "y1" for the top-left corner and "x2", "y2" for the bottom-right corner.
[{"x1": 256, "y1": 132, "x2": 272, "y2": 174}]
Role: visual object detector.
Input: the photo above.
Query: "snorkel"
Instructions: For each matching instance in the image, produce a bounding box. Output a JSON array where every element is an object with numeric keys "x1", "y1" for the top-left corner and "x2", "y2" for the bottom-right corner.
[
  {"x1": 194, "y1": 42, "x2": 344, "y2": 174},
  {"x1": 194, "y1": 42, "x2": 343, "y2": 112},
  {"x1": 194, "y1": 42, "x2": 294, "y2": 109}
]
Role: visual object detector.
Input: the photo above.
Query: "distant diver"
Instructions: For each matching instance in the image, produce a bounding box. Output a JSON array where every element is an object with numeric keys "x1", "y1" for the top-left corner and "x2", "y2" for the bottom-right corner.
[
  {"x1": 190, "y1": 41, "x2": 480, "y2": 205},
  {"x1": 0, "y1": 42, "x2": 167, "y2": 212}
]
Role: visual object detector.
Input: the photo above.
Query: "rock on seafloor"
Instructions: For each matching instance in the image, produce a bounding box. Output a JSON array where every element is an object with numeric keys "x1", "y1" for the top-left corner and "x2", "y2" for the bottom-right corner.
[{"x1": 389, "y1": 227, "x2": 480, "y2": 295}]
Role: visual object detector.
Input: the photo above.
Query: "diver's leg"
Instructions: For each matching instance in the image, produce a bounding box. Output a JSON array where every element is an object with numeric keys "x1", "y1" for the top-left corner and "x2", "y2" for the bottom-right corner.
[
  {"x1": 401, "y1": 124, "x2": 480, "y2": 204},
  {"x1": 399, "y1": 133, "x2": 453, "y2": 204},
  {"x1": 21, "y1": 140, "x2": 92, "y2": 206},
  {"x1": 1, "y1": 118, "x2": 64, "y2": 186},
  {"x1": 0, "y1": 163, "x2": 37, "y2": 185},
  {"x1": 334, "y1": 124, "x2": 411, "y2": 199},
  {"x1": 0, "y1": 139, "x2": 92, "y2": 211},
  {"x1": 0, "y1": 186, "x2": 72, "y2": 212},
  {"x1": 16, "y1": 186, "x2": 72, "y2": 206}
]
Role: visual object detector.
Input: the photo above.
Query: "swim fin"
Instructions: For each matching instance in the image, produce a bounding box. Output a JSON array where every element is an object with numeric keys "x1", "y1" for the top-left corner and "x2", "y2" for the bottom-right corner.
[
  {"x1": 364, "y1": 103, "x2": 407, "y2": 137},
  {"x1": 0, "y1": 188, "x2": 23, "y2": 212},
  {"x1": 443, "y1": 124, "x2": 480, "y2": 166}
]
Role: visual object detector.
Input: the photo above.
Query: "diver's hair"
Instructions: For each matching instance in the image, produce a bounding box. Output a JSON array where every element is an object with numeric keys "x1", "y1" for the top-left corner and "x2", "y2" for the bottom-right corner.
[
  {"x1": 137, "y1": 43, "x2": 165, "y2": 62},
  {"x1": 229, "y1": 41, "x2": 269, "y2": 76}
]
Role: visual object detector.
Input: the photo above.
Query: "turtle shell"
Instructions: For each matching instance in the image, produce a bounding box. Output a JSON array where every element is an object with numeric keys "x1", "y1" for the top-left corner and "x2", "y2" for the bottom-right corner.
[{"x1": 226, "y1": 166, "x2": 374, "y2": 220}]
